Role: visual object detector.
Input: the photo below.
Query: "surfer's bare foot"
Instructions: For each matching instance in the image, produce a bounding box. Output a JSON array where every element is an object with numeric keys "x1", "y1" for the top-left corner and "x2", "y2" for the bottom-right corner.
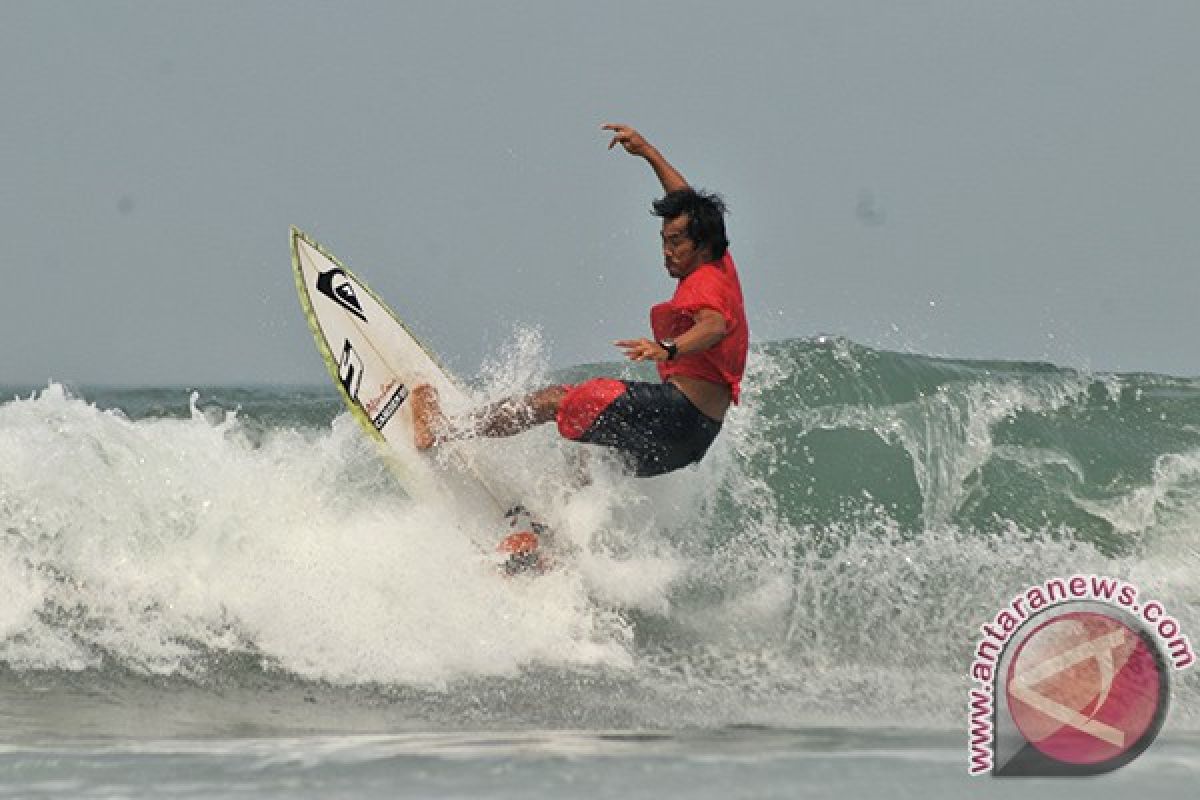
[{"x1": 411, "y1": 384, "x2": 444, "y2": 450}]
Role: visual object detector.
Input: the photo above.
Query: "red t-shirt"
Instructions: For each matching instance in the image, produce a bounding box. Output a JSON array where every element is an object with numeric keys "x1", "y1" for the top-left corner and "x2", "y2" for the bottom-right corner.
[{"x1": 650, "y1": 250, "x2": 748, "y2": 403}]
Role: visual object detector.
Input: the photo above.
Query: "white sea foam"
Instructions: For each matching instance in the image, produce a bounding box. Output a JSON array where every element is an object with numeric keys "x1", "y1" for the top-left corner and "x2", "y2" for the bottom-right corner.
[{"x1": 0, "y1": 383, "x2": 634, "y2": 685}]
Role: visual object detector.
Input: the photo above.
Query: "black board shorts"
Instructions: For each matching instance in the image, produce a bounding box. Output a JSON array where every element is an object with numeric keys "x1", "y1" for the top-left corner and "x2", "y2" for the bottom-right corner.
[{"x1": 555, "y1": 379, "x2": 723, "y2": 477}]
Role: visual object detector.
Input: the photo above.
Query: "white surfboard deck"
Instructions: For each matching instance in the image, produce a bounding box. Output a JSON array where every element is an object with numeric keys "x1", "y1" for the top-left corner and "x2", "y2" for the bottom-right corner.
[{"x1": 290, "y1": 227, "x2": 518, "y2": 528}]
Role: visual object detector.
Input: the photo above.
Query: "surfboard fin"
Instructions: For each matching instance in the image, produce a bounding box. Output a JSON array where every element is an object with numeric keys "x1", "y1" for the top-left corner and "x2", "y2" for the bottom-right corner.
[
  {"x1": 498, "y1": 531, "x2": 544, "y2": 575},
  {"x1": 499, "y1": 505, "x2": 551, "y2": 575}
]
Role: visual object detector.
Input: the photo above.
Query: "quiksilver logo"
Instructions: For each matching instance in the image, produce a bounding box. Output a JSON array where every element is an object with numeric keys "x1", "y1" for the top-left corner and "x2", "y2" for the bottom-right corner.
[{"x1": 317, "y1": 268, "x2": 367, "y2": 322}]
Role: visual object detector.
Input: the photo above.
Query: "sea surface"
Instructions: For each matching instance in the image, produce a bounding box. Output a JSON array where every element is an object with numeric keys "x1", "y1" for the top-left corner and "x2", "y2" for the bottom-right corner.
[{"x1": 2, "y1": 336, "x2": 1197, "y2": 798}]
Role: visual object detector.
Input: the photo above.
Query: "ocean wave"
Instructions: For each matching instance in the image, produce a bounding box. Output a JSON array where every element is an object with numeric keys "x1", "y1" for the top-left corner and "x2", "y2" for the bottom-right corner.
[{"x1": 1, "y1": 337, "x2": 1196, "y2": 730}]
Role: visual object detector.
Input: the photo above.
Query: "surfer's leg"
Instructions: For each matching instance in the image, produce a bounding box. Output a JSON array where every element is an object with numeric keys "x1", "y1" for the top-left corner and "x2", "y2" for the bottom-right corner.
[
  {"x1": 471, "y1": 386, "x2": 566, "y2": 437},
  {"x1": 412, "y1": 384, "x2": 567, "y2": 450}
]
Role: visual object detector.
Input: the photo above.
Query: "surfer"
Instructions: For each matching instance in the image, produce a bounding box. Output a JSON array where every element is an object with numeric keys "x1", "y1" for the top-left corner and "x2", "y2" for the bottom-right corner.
[{"x1": 413, "y1": 124, "x2": 748, "y2": 477}]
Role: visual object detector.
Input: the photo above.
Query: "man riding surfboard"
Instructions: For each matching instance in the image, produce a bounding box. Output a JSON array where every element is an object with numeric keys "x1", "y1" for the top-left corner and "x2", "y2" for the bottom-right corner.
[{"x1": 413, "y1": 124, "x2": 748, "y2": 478}]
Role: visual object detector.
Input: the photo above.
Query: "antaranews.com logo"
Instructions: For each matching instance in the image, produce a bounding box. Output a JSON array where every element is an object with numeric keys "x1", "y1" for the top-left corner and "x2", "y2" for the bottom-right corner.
[{"x1": 968, "y1": 575, "x2": 1194, "y2": 776}]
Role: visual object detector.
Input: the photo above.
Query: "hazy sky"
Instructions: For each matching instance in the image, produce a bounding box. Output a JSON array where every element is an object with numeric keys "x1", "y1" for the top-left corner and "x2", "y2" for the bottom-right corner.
[{"x1": 3, "y1": 1, "x2": 1198, "y2": 385}]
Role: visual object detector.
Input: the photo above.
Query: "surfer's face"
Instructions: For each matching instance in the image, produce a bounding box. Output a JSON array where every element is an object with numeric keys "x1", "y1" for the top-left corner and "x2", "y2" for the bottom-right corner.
[{"x1": 660, "y1": 214, "x2": 707, "y2": 279}]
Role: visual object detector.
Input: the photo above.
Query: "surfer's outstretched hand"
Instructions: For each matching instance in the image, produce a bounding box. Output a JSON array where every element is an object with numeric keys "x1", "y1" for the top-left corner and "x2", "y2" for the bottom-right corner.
[
  {"x1": 603, "y1": 123, "x2": 652, "y2": 157},
  {"x1": 616, "y1": 338, "x2": 668, "y2": 362},
  {"x1": 603, "y1": 122, "x2": 688, "y2": 193}
]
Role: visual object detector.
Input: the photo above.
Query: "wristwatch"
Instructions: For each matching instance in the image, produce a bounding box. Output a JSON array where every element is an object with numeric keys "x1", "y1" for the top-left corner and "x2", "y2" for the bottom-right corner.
[{"x1": 658, "y1": 338, "x2": 678, "y2": 361}]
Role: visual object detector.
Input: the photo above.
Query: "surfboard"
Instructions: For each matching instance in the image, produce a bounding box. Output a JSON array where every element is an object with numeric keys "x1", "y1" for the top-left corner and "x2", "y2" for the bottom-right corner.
[{"x1": 290, "y1": 227, "x2": 518, "y2": 530}]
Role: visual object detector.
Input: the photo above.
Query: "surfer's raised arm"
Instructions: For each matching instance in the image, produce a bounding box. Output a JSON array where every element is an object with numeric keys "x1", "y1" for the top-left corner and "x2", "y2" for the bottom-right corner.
[
  {"x1": 413, "y1": 122, "x2": 746, "y2": 484},
  {"x1": 603, "y1": 123, "x2": 689, "y2": 194}
]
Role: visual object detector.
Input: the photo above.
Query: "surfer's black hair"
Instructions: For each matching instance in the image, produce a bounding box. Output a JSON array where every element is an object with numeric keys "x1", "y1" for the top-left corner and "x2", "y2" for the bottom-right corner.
[{"x1": 652, "y1": 188, "x2": 729, "y2": 259}]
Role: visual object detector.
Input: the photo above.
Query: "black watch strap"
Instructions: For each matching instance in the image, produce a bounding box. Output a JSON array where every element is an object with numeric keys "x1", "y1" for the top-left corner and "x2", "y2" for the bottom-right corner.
[{"x1": 658, "y1": 338, "x2": 678, "y2": 360}]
